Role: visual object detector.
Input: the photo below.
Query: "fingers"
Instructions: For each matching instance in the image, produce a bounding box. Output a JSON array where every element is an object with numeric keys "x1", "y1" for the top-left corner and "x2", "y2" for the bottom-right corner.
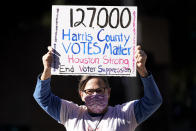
[
  {"x1": 135, "y1": 44, "x2": 146, "y2": 55},
  {"x1": 43, "y1": 52, "x2": 52, "y2": 61},
  {"x1": 135, "y1": 44, "x2": 147, "y2": 66},
  {"x1": 136, "y1": 45, "x2": 141, "y2": 50},
  {"x1": 135, "y1": 49, "x2": 146, "y2": 59},
  {"x1": 43, "y1": 46, "x2": 53, "y2": 61},
  {"x1": 47, "y1": 46, "x2": 53, "y2": 54},
  {"x1": 137, "y1": 55, "x2": 143, "y2": 62},
  {"x1": 48, "y1": 46, "x2": 52, "y2": 51},
  {"x1": 41, "y1": 46, "x2": 54, "y2": 70},
  {"x1": 135, "y1": 45, "x2": 148, "y2": 77},
  {"x1": 136, "y1": 50, "x2": 147, "y2": 61},
  {"x1": 42, "y1": 52, "x2": 53, "y2": 69}
]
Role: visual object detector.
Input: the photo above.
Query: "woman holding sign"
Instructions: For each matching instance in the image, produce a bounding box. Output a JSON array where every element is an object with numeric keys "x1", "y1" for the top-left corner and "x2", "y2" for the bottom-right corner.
[{"x1": 33, "y1": 45, "x2": 162, "y2": 131}]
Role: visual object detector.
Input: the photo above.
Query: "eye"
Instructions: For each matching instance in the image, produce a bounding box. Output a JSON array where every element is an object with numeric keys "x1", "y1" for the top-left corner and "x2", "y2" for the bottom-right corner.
[
  {"x1": 96, "y1": 88, "x2": 105, "y2": 94},
  {"x1": 86, "y1": 89, "x2": 94, "y2": 94}
]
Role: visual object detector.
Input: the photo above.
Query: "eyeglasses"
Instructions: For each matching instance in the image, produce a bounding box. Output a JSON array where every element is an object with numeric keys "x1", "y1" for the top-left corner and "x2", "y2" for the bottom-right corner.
[{"x1": 83, "y1": 87, "x2": 106, "y2": 95}]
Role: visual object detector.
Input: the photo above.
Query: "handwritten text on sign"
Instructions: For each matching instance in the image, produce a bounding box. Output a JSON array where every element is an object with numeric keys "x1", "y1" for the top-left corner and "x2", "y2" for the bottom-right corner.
[{"x1": 51, "y1": 5, "x2": 137, "y2": 77}]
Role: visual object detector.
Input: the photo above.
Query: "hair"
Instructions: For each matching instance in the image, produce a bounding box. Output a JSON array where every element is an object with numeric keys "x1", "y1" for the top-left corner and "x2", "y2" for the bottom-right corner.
[{"x1": 78, "y1": 75, "x2": 110, "y2": 93}]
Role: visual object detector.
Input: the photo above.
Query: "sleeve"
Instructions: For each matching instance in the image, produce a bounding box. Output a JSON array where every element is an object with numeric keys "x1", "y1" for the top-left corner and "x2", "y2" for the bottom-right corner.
[
  {"x1": 134, "y1": 74, "x2": 163, "y2": 124},
  {"x1": 59, "y1": 99, "x2": 85, "y2": 125},
  {"x1": 33, "y1": 74, "x2": 61, "y2": 122},
  {"x1": 116, "y1": 100, "x2": 138, "y2": 130}
]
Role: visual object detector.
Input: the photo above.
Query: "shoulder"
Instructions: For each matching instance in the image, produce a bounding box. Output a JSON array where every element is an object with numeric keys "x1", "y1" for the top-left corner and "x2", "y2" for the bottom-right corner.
[
  {"x1": 61, "y1": 99, "x2": 87, "y2": 114},
  {"x1": 114, "y1": 100, "x2": 136, "y2": 111},
  {"x1": 108, "y1": 100, "x2": 136, "y2": 115}
]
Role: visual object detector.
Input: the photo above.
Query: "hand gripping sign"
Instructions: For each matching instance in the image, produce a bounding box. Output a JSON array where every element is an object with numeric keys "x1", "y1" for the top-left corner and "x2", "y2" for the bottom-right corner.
[{"x1": 51, "y1": 5, "x2": 137, "y2": 77}]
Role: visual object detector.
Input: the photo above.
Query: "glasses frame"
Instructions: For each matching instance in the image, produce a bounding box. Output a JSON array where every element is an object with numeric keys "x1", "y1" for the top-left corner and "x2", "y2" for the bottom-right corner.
[{"x1": 83, "y1": 87, "x2": 107, "y2": 95}]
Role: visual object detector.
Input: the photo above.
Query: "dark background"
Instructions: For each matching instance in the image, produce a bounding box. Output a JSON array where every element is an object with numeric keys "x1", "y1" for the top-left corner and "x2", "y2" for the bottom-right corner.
[{"x1": 1, "y1": 0, "x2": 196, "y2": 131}]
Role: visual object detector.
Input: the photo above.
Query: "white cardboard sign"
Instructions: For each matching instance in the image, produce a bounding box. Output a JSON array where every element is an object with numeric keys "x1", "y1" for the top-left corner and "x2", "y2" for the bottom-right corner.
[{"x1": 51, "y1": 5, "x2": 137, "y2": 77}]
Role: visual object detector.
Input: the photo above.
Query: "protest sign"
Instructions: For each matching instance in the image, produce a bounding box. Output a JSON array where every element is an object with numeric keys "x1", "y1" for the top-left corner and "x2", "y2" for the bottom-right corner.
[{"x1": 51, "y1": 5, "x2": 137, "y2": 77}]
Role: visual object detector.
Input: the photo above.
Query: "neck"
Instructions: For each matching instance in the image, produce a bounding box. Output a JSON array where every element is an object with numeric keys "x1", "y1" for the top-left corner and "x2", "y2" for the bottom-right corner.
[
  {"x1": 88, "y1": 107, "x2": 108, "y2": 117},
  {"x1": 88, "y1": 112, "x2": 105, "y2": 117}
]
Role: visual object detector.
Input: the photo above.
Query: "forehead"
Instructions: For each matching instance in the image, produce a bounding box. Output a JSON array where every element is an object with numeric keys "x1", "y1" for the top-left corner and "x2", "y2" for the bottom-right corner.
[{"x1": 84, "y1": 78, "x2": 106, "y2": 90}]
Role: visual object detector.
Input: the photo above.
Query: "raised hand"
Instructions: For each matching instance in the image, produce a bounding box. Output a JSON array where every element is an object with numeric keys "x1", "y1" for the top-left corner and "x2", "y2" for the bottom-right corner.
[
  {"x1": 41, "y1": 46, "x2": 53, "y2": 80},
  {"x1": 135, "y1": 45, "x2": 148, "y2": 77}
]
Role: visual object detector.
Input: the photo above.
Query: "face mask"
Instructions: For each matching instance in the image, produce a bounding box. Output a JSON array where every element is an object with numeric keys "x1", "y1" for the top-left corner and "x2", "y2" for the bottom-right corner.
[{"x1": 85, "y1": 94, "x2": 108, "y2": 114}]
